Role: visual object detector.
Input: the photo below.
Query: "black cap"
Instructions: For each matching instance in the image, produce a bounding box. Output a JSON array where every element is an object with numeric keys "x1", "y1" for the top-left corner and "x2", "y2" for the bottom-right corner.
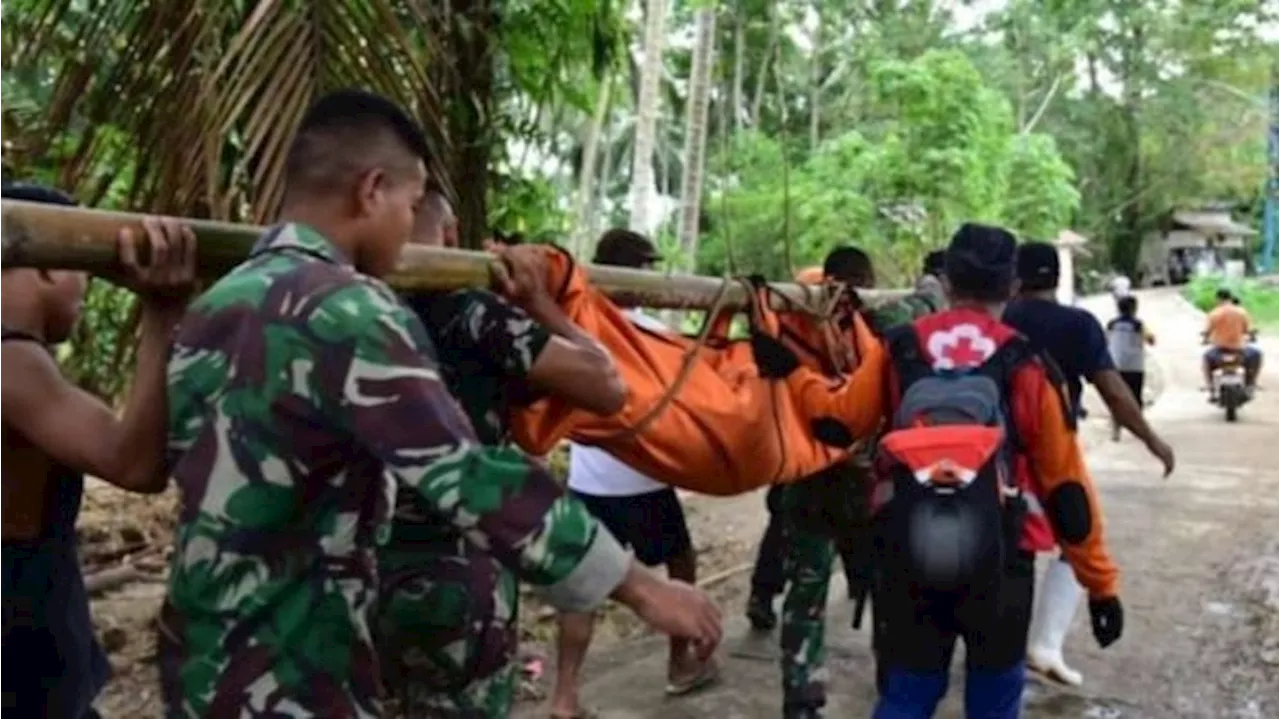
[
  {"x1": 1, "y1": 181, "x2": 76, "y2": 206},
  {"x1": 946, "y1": 222, "x2": 1017, "y2": 289},
  {"x1": 593, "y1": 228, "x2": 660, "y2": 269},
  {"x1": 1015, "y1": 241, "x2": 1060, "y2": 291}
]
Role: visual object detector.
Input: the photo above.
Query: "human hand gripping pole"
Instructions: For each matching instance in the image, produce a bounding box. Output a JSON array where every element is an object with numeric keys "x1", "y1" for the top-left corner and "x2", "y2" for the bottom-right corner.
[
  {"x1": 116, "y1": 217, "x2": 200, "y2": 310},
  {"x1": 485, "y1": 240, "x2": 549, "y2": 310}
]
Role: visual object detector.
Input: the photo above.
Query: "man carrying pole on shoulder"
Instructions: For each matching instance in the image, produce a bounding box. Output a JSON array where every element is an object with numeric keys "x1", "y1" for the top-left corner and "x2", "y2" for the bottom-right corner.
[
  {"x1": 159, "y1": 89, "x2": 721, "y2": 718},
  {"x1": 377, "y1": 198, "x2": 698, "y2": 717},
  {"x1": 2, "y1": 182, "x2": 199, "y2": 719}
]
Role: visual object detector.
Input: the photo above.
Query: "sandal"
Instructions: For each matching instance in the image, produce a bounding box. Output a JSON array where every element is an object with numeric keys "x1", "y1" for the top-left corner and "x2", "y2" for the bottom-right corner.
[{"x1": 665, "y1": 659, "x2": 722, "y2": 696}]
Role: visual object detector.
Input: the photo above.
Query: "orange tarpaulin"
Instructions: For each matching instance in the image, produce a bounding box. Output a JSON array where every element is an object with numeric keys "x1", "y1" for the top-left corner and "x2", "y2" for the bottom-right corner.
[{"x1": 507, "y1": 251, "x2": 858, "y2": 496}]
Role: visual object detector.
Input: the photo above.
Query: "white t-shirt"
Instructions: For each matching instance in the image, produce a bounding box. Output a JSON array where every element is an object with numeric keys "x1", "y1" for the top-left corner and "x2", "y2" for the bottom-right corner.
[{"x1": 567, "y1": 309, "x2": 669, "y2": 497}]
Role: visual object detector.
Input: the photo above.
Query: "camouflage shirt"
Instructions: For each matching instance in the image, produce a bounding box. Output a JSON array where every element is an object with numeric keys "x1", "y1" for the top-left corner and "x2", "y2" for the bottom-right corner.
[
  {"x1": 391, "y1": 290, "x2": 551, "y2": 545},
  {"x1": 862, "y1": 286, "x2": 942, "y2": 338},
  {"x1": 160, "y1": 224, "x2": 630, "y2": 717},
  {"x1": 406, "y1": 289, "x2": 551, "y2": 445}
]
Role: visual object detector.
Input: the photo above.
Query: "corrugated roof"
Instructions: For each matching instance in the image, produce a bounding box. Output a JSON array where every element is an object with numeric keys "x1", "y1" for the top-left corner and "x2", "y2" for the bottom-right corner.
[{"x1": 1172, "y1": 211, "x2": 1257, "y2": 237}]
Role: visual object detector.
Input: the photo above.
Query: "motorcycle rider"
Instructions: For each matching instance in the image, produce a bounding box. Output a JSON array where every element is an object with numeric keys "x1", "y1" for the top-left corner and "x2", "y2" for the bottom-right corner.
[{"x1": 1203, "y1": 288, "x2": 1262, "y2": 398}]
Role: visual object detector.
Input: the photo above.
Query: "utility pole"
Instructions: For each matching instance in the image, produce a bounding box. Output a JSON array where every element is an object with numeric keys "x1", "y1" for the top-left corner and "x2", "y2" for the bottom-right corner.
[{"x1": 1260, "y1": 83, "x2": 1278, "y2": 274}]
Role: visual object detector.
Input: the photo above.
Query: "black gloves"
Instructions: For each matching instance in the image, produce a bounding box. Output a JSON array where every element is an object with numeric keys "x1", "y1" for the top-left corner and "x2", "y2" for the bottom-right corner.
[
  {"x1": 1089, "y1": 596, "x2": 1124, "y2": 648},
  {"x1": 750, "y1": 331, "x2": 800, "y2": 379}
]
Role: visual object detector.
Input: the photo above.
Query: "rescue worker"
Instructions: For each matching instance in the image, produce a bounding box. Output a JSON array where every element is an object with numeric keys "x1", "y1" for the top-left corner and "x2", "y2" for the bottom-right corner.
[
  {"x1": 756, "y1": 226, "x2": 1123, "y2": 717},
  {"x1": 1, "y1": 183, "x2": 198, "y2": 718},
  {"x1": 1004, "y1": 242, "x2": 1172, "y2": 687},
  {"x1": 159, "y1": 89, "x2": 722, "y2": 717},
  {"x1": 772, "y1": 247, "x2": 942, "y2": 719},
  {"x1": 860, "y1": 224, "x2": 1124, "y2": 717}
]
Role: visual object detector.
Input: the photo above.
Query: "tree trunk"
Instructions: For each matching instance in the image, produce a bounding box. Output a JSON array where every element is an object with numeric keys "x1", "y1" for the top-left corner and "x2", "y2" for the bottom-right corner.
[
  {"x1": 808, "y1": 8, "x2": 824, "y2": 152},
  {"x1": 1116, "y1": 24, "x2": 1145, "y2": 274},
  {"x1": 594, "y1": 133, "x2": 618, "y2": 241},
  {"x1": 450, "y1": 0, "x2": 497, "y2": 249},
  {"x1": 629, "y1": 0, "x2": 669, "y2": 233},
  {"x1": 677, "y1": 6, "x2": 718, "y2": 267},
  {"x1": 731, "y1": 6, "x2": 745, "y2": 131},
  {"x1": 571, "y1": 76, "x2": 613, "y2": 258},
  {"x1": 750, "y1": 3, "x2": 779, "y2": 126}
]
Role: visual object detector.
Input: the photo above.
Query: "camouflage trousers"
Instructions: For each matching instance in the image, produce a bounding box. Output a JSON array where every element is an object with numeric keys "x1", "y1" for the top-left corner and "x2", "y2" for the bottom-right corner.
[
  {"x1": 775, "y1": 460, "x2": 873, "y2": 719},
  {"x1": 779, "y1": 522, "x2": 837, "y2": 718},
  {"x1": 376, "y1": 537, "x2": 519, "y2": 719}
]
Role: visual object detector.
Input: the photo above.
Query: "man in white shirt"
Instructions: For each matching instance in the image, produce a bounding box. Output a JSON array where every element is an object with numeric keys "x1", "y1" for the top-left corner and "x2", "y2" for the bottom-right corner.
[{"x1": 548, "y1": 231, "x2": 718, "y2": 719}]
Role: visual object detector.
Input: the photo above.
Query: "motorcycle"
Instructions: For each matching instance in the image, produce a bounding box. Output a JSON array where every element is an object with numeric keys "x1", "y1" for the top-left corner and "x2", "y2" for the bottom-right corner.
[{"x1": 1211, "y1": 350, "x2": 1249, "y2": 422}]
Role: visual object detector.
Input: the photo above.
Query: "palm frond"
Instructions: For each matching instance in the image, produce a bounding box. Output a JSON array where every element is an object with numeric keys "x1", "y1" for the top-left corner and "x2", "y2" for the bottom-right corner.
[{"x1": 4, "y1": 0, "x2": 456, "y2": 222}]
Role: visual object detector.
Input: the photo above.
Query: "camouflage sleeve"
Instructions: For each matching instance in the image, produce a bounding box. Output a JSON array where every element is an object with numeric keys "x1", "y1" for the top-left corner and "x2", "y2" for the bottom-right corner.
[
  {"x1": 866, "y1": 294, "x2": 935, "y2": 335},
  {"x1": 425, "y1": 289, "x2": 552, "y2": 378},
  {"x1": 326, "y1": 280, "x2": 630, "y2": 612}
]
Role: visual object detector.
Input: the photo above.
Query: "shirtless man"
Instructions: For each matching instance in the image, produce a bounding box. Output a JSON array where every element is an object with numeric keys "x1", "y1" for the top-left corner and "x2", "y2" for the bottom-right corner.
[{"x1": 1, "y1": 182, "x2": 197, "y2": 717}]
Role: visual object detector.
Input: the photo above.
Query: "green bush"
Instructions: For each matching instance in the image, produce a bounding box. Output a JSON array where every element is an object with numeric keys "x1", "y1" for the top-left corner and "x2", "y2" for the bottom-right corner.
[{"x1": 1183, "y1": 275, "x2": 1279, "y2": 330}]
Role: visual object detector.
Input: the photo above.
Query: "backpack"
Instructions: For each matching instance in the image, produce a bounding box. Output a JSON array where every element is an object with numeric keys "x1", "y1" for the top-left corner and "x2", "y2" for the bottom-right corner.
[{"x1": 874, "y1": 323, "x2": 1031, "y2": 593}]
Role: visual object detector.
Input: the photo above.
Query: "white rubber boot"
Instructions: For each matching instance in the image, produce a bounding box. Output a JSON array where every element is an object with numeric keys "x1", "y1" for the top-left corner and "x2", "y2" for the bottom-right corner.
[{"x1": 1027, "y1": 557, "x2": 1085, "y2": 686}]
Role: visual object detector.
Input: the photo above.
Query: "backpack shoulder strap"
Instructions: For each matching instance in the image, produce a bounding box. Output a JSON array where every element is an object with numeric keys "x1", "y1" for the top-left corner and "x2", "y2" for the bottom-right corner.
[
  {"x1": 979, "y1": 332, "x2": 1078, "y2": 443},
  {"x1": 976, "y1": 334, "x2": 1036, "y2": 451}
]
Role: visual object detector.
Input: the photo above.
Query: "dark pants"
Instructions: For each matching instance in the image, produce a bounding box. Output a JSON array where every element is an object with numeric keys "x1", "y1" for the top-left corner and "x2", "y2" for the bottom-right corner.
[
  {"x1": 571, "y1": 488, "x2": 693, "y2": 566},
  {"x1": 2, "y1": 539, "x2": 109, "y2": 719},
  {"x1": 1119, "y1": 370, "x2": 1145, "y2": 404},
  {"x1": 750, "y1": 487, "x2": 789, "y2": 597},
  {"x1": 750, "y1": 486, "x2": 859, "y2": 599},
  {"x1": 872, "y1": 552, "x2": 1036, "y2": 719}
]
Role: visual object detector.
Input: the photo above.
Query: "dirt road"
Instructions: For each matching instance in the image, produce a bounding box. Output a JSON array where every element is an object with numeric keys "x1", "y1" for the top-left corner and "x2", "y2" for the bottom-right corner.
[{"x1": 515, "y1": 289, "x2": 1280, "y2": 719}]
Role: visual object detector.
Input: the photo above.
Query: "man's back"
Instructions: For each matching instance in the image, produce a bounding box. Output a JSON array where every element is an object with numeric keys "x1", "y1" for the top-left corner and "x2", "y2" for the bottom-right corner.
[
  {"x1": 164, "y1": 224, "x2": 438, "y2": 716},
  {"x1": 1003, "y1": 297, "x2": 1113, "y2": 414},
  {"x1": 1207, "y1": 304, "x2": 1251, "y2": 350},
  {"x1": 1106, "y1": 316, "x2": 1147, "y2": 374}
]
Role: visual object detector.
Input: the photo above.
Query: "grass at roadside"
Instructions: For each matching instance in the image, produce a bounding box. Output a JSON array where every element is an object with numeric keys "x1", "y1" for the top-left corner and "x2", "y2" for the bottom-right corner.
[{"x1": 1183, "y1": 275, "x2": 1279, "y2": 331}]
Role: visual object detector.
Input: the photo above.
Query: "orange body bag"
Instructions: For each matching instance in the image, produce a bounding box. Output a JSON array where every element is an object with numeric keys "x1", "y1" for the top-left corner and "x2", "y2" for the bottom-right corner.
[{"x1": 506, "y1": 252, "x2": 849, "y2": 496}]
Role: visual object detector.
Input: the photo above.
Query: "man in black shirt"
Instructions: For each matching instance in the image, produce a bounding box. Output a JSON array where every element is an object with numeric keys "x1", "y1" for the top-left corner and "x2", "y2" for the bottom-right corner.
[{"x1": 1003, "y1": 241, "x2": 1173, "y2": 687}]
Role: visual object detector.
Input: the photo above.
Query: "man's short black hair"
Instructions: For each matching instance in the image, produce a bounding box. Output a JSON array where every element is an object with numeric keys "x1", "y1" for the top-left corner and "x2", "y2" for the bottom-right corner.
[
  {"x1": 823, "y1": 246, "x2": 873, "y2": 286},
  {"x1": 594, "y1": 228, "x2": 659, "y2": 268},
  {"x1": 1015, "y1": 241, "x2": 1060, "y2": 291},
  {"x1": 1, "y1": 181, "x2": 76, "y2": 206},
  {"x1": 284, "y1": 89, "x2": 430, "y2": 196},
  {"x1": 1, "y1": 182, "x2": 76, "y2": 275},
  {"x1": 1117, "y1": 295, "x2": 1137, "y2": 316},
  {"x1": 922, "y1": 250, "x2": 947, "y2": 277},
  {"x1": 1216, "y1": 287, "x2": 1234, "y2": 302}
]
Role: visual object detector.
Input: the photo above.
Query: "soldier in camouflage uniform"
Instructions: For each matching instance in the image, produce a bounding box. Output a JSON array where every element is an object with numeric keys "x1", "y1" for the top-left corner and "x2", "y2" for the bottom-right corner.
[
  {"x1": 160, "y1": 89, "x2": 721, "y2": 718},
  {"x1": 376, "y1": 191, "x2": 630, "y2": 717},
  {"x1": 777, "y1": 247, "x2": 944, "y2": 719}
]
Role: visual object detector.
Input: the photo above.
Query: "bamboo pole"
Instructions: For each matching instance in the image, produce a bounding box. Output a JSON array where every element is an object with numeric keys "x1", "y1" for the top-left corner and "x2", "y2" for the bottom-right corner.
[{"x1": 1, "y1": 200, "x2": 907, "y2": 310}]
